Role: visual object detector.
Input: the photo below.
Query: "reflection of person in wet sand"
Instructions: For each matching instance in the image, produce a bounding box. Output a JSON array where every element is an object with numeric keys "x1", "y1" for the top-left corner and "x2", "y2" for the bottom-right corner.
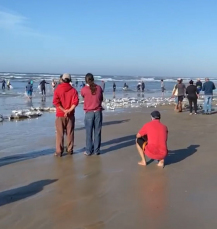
[{"x1": 136, "y1": 111, "x2": 168, "y2": 167}]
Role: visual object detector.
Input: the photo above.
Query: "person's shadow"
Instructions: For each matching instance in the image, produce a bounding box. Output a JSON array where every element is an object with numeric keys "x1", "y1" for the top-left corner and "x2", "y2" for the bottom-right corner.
[
  {"x1": 0, "y1": 179, "x2": 58, "y2": 206},
  {"x1": 74, "y1": 134, "x2": 136, "y2": 155},
  {"x1": 165, "y1": 145, "x2": 199, "y2": 165},
  {"x1": 75, "y1": 119, "x2": 130, "y2": 131},
  {"x1": 101, "y1": 134, "x2": 135, "y2": 154},
  {"x1": 0, "y1": 149, "x2": 55, "y2": 168}
]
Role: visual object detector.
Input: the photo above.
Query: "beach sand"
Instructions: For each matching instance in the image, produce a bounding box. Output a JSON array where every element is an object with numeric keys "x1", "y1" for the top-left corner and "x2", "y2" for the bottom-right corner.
[{"x1": 0, "y1": 107, "x2": 217, "y2": 229}]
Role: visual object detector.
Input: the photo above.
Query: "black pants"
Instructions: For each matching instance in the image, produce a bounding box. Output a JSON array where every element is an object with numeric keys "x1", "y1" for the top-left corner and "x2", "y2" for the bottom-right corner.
[
  {"x1": 2, "y1": 84, "x2": 5, "y2": 90},
  {"x1": 188, "y1": 96, "x2": 197, "y2": 113},
  {"x1": 41, "y1": 87, "x2": 46, "y2": 95}
]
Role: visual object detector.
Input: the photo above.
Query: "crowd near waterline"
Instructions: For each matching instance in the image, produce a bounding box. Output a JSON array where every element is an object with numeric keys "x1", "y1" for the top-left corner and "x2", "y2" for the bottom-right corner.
[{"x1": 0, "y1": 74, "x2": 216, "y2": 167}]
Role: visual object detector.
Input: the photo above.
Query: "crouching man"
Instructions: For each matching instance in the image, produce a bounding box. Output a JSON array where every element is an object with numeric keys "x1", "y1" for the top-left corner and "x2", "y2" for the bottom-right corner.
[
  {"x1": 136, "y1": 111, "x2": 168, "y2": 167},
  {"x1": 53, "y1": 73, "x2": 79, "y2": 157}
]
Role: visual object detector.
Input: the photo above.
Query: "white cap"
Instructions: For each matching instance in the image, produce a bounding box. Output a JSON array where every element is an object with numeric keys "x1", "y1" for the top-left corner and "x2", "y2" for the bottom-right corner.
[{"x1": 62, "y1": 73, "x2": 71, "y2": 81}]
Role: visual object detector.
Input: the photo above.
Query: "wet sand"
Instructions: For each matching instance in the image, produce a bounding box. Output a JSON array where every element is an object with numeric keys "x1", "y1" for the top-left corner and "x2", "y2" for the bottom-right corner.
[{"x1": 0, "y1": 107, "x2": 217, "y2": 228}]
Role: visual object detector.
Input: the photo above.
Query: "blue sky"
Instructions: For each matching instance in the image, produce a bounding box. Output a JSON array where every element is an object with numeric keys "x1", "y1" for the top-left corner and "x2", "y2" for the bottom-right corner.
[{"x1": 0, "y1": 0, "x2": 217, "y2": 77}]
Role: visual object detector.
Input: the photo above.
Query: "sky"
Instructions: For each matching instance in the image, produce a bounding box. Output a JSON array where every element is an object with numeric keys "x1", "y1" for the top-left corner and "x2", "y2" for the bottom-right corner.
[{"x1": 0, "y1": 0, "x2": 217, "y2": 77}]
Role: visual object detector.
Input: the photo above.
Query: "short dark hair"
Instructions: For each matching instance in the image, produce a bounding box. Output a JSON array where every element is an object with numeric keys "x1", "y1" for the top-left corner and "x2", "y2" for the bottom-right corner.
[
  {"x1": 189, "y1": 80, "x2": 193, "y2": 85},
  {"x1": 62, "y1": 78, "x2": 70, "y2": 83}
]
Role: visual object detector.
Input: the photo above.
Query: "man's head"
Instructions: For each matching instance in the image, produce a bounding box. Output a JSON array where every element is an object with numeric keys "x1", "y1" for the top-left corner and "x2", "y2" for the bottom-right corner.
[
  {"x1": 205, "y1": 77, "x2": 209, "y2": 82},
  {"x1": 197, "y1": 78, "x2": 200, "y2": 81},
  {"x1": 151, "y1": 110, "x2": 161, "y2": 120},
  {"x1": 62, "y1": 73, "x2": 71, "y2": 83},
  {"x1": 177, "y1": 78, "x2": 182, "y2": 83}
]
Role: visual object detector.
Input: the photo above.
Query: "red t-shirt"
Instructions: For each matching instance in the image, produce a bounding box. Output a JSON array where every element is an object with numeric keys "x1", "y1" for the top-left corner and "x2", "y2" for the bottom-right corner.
[
  {"x1": 81, "y1": 85, "x2": 103, "y2": 112},
  {"x1": 138, "y1": 120, "x2": 168, "y2": 160}
]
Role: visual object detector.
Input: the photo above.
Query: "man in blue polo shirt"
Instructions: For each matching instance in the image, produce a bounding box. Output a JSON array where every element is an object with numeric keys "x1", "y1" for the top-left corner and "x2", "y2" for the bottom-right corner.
[{"x1": 202, "y1": 78, "x2": 216, "y2": 114}]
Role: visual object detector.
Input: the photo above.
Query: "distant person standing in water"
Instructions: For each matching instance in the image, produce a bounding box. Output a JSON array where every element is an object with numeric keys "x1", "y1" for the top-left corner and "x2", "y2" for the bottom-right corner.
[
  {"x1": 186, "y1": 80, "x2": 198, "y2": 115},
  {"x1": 26, "y1": 81, "x2": 33, "y2": 99},
  {"x1": 80, "y1": 81, "x2": 85, "y2": 88},
  {"x1": 172, "y1": 78, "x2": 186, "y2": 112},
  {"x1": 81, "y1": 73, "x2": 103, "y2": 156},
  {"x1": 113, "y1": 82, "x2": 116, "y2": 97},
  {"x1": 39, "y1": 79, "x2": 49, "y2": 96},
  {"x1": 101, "y1": 80, "x2": 105, "y2": 92},
  {"x1": 137, "y1": 82, "x2": 141, "y2": 92},
  {"x1": 75, "y1": 79, "x2": 78, "y2": 87},
  {"x1": 202, "y1": 78, "x2": 216, "y2": 115},
  {"x1": 161, "y1": 79, "x2": 165, "y2": 97},
  {"x1": 53, "y1": 73, "x2": 79, "y2": 157},
  {"x1": 1, "y1": 79, "x2": 6, "y2": 90},
  {"x1": 196, "y1": 78, "x2": 202, "y2": 96},
  {"x1": 141, "y1": 81, "x2": 145, "y2": 92}
]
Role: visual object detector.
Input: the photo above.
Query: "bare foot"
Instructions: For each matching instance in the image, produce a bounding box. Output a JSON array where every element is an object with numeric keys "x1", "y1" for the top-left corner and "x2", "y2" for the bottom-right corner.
[
  {"x1": 157, "y1": 161, "x2": 164, "y2": 168},
  {"x1": 138, "y1": 161, "x2": 146, "y2": 166}
]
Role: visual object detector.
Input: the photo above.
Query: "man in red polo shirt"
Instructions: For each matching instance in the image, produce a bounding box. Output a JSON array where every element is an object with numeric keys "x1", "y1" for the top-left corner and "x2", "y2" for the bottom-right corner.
[
  {"x1": 136, "y1": 111, "x2": 168, "y2": 167},
  {"x1": 53, "y1": 73, "x2": 79, "y2": 157}
]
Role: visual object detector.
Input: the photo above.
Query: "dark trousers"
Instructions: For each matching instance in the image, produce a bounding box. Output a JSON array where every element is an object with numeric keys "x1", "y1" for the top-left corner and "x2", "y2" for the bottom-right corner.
[
  {"x1": 85, "y1": 111, "x2": 103, "y2": 155},
  {"x1": 41, "y1": 87, "x2": 46, "y2": 95},
  {"x1": 188, "y1": 96, "x2": 197, "y2": 113}
]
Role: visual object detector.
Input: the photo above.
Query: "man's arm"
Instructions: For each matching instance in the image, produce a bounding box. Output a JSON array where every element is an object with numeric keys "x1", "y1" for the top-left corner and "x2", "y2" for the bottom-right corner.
[
  {"x1": 53, "y1": 90, "x2": 61, "y2": 107},
  {"x1": 64, "y1": 90, "x2": 79, "y2": 116},
  {"x1": 136, "y1": 124, "x2": 147, "y2": 138},
  {"x1": 213, "y1": 83, "x2": 216, "y2": 90}
]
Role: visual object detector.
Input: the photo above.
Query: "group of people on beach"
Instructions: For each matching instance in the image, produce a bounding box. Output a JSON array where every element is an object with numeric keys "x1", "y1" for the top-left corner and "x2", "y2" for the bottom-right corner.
[
  {"x1": 53, "y1": 73, "x2": 103, "y2": 156},
  {"x1": 52, "y1": 73, "x2": 168, "y2": 168},
  {"x1": 172, "y1": 78, "x2": 215, "y2": 115},
  {"x1": 24, "y1": 78, "x2": 88, "y2": 100}
]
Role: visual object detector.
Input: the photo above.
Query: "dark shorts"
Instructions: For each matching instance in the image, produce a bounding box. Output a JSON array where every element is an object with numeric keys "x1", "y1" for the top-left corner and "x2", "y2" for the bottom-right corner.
[
  {"x1": 27, "y1": 90, "x2": 32, "y2": 96},
  {"x1": 113, "y1": 88, "x2": 116, "y2": 92},
  {"x1": 178, "y1": 95, "x2": 184, "y2": 102},
  {"x1": 161, "y1": 87, "x2": 165, "y2": 92},
  {"x1": 137, "y1": 136, "x2": 148, "y2": 150}
]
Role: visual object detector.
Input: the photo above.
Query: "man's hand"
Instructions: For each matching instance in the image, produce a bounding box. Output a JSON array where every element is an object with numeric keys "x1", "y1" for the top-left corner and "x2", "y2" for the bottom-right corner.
[
  {"x1": 136, "y1": 133, "x2": 142, "y2": 138},
  {"x1": 64, "y1": 109, "x2": 70, "y2": 117}
]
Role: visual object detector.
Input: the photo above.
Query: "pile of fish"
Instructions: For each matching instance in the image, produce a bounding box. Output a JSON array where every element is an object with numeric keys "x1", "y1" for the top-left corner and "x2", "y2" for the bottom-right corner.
[
  {"x1": 0, "y1": 107, "x2": 56, "y2": 122},
  {"x1": 103, "y1": 97, "x2": 176, "y2": 110},
  {"x1": 102, "y1": 96, "x2": 207, "y2": 110},
  {"x1": 10, "y1": 109, "x2": 43, "y2": 120},
  {"x1": 30, "y1": 107, "x2": 56, "y2": 112}
]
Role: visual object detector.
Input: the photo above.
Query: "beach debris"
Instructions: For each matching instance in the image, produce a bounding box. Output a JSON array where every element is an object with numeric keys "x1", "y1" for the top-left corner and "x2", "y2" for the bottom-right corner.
[
  {"x1": 9, "y1": 110, "x2": 42, "y2": 120},
  {"x1": 102, "y1": 97, "x2": 176, "y2": 110},
  {"x1": 30, "y1": 107, "x2": 56, "y2": 112},
  {"x1": 0, "y1": 114, "x2": 3, "y2": 122}
]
